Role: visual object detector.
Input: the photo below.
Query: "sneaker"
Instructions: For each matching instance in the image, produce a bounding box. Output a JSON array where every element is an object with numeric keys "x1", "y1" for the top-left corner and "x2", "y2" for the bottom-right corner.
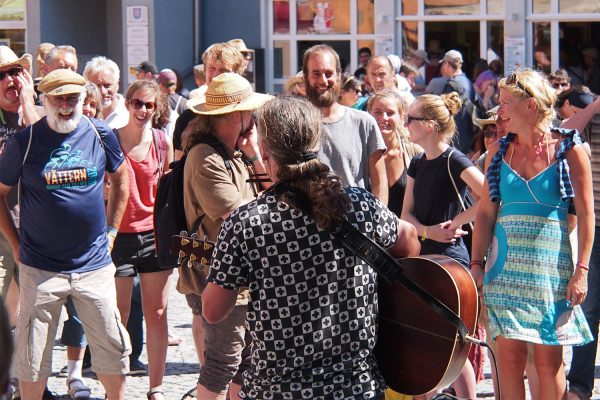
[
  {"x1": 7, "y1": 377, "x2": 19, "y2": 399},
  {"x1": 129, "y1": 358, "x2": 147, "y2": 376}
]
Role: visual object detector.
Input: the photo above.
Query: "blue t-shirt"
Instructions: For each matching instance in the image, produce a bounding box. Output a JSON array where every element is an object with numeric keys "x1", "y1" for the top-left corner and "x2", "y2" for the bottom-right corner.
[{"x1": 0, "y1": 117, "x2": 124, "y2": 273}]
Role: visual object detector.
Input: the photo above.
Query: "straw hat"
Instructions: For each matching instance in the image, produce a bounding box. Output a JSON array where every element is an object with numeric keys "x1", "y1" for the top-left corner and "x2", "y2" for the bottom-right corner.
[
  {"x1": 473, "y1": 105, "x2": 498, "y2": 129},
  {"x1": 227, "y1": 39, "x2": 250, "y2": 53},
  {"x1": 284, "y1": 71, "x2": 304, "y2": 94},
  {"x1": 191, "y1": 72, "x2": 272, "y2": 115},
  {"x1": 38, "y1": 69, "x2": 86, "y2": 95},
  {"x1": 0, "y1": 46, "x2": 32, "y2": 73}
]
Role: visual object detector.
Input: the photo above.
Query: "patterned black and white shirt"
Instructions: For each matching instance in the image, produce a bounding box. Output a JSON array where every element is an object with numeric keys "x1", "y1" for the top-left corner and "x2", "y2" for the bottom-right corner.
[{"x1": 208, "y1": 186, "x2": 399, "y2": 400}]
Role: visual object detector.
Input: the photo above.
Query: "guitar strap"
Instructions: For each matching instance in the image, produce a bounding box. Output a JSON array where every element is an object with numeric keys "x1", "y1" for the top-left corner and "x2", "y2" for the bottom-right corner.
[{"x1": 269, "y1": 182, "x2": 470, "y2": 341}]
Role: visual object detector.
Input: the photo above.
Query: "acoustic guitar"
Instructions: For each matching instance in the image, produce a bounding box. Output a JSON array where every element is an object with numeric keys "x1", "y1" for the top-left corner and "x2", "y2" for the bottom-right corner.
[{"x1": 375, "y1": 254, "x2": 479, "y2": 395}]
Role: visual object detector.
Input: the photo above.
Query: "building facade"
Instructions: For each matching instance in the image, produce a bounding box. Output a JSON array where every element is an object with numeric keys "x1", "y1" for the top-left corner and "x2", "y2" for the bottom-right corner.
[{"x1": 10, "y1": 0, "x2": 600, "y2": 93}]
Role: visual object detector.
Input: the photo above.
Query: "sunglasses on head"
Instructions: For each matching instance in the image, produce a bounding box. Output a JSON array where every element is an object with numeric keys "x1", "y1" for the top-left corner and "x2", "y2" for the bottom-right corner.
[
  {"x1": 130, "y1": 98, "x2": 156, "y2": 110},
  {"x1": 406, "y1": 115, "x2": 429, "y2": 124},
  {"x1": 505, "y1": 72, "x2": 534, "y2": 98},
  {"x1": 552, "y1": 82, "x2": 569, "y2": 89},
  {"x1": 0, "y1": 67, "x2": 22, "y2": 80}
]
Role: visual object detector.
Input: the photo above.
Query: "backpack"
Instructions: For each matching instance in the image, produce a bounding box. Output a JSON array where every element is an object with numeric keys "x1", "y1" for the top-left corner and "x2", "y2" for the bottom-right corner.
[
  {"x1": 442, "y1": 78, "x2": 475, "y2": 153},
  {"x1": 154, "y1": 134, "x2": 232, "y2": 267}
]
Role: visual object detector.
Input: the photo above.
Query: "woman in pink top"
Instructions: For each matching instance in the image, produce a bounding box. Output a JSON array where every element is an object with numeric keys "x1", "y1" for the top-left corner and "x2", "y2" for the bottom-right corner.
[{"x1": 112, "y1": 79, "x2": 173, "y2": 400}]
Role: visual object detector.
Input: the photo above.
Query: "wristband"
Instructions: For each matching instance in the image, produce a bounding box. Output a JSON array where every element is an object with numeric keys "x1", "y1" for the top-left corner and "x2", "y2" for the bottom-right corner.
[
  {"x1": 469, "y1": 260, "x2": 484, "y2": 268},
  {"x1": 420, "y1": 226, "x2": 428, "y2": 242},
  {"x1": 576, "y1": 262, "x2": 589, "y2": 271},
  {"x1": 106, "y1": 226, "x2": 118, "y2": 238},
  {"x1": 246, "y1": 154, "x2": 260, "y2": 163}
]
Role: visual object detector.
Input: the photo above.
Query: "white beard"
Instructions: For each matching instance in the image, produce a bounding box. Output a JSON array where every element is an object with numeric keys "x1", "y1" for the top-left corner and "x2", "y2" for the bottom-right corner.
[{"x1": 45, "y1": 97, "x2": 84, "y2": 134}]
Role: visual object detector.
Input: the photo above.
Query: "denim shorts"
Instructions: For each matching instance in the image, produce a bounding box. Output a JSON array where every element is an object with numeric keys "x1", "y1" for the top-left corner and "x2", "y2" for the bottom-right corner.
[
  {"x1": 15, "y1": 263, "x2": 131, "y2": 380},
  {"x1": 112, "y1": 230, "x2": 172, "y2": 277}
]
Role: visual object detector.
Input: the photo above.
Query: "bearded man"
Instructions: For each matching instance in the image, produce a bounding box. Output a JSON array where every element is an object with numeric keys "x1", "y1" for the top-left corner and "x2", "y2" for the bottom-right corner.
[
  {"x1": 302, "y1": 44, "x2": 388, "y2": 204},
  {"x1": 0, "y1": 69, "x2": 130, "y2": 400}
]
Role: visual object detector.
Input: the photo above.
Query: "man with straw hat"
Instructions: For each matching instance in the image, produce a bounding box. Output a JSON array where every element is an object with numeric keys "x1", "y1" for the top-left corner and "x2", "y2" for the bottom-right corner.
[
  {"x1": 181, "y1": 72, "x2": 271, "y2": 400},
  {"x1": 0, "y1": 68, "x2": 130, "y2": 400}
]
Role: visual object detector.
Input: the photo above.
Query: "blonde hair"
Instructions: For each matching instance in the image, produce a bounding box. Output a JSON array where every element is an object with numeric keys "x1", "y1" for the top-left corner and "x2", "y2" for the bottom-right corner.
[
  {"x1": 414, "y1": 92, "x2": 462, "y2": 144},
  {"x1": 498, "y1": 68, "x2": 556, "y2": 128},
  {"x1": 202, "y1": 43, "x2": 245, "y2": 75},
  {"x1": 367, "y1": 92, "x2": 419, "y2": 157}
]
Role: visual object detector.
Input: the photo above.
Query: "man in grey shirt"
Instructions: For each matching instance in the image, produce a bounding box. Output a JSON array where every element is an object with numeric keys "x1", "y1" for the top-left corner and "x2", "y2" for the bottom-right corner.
[{"x1": 302, "y1": 44, "x2": 388, "y2": 205}]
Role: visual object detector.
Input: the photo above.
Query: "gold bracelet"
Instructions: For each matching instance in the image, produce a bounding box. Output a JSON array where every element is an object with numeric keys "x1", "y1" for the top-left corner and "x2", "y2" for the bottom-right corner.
[{"x1": 421, "y1": 226, "x2": 428, "y2": 242}]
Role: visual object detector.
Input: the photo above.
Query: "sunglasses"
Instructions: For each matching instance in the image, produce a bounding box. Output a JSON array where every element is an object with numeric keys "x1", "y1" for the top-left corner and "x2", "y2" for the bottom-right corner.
[
  {"x1": 406, "y1": 115, "x2": 429, "y2": 124},
  {"x1": 130, "y1": 98, "x2": 156, "y2": 110},
  {"x1": 552, "y1": 82, "x2": 569, "y2": 89},
  {"x1": 483, "y1": 126, "x2": 498, "y2": 138},
  {"x1": 0, "y1": 67, "x2": 22, "y2": 80},
  {"x1": 505, "y1": 72, "x2": 533, "y2": 98}
]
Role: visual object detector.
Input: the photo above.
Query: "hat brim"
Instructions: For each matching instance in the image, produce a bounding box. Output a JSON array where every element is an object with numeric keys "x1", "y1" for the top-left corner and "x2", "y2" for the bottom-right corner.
[
  {"x1": 45, "y1": 84, "x2": 86, "y2": 96},
  {"x1": 0, "y1": 53, "x2": 32, "y2": 73},
  {"x1": 191, "y1": 92, "x2": 273, "y2": 115}
]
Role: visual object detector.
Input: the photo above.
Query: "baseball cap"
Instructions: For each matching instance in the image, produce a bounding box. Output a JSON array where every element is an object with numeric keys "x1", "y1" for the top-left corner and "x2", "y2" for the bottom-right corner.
[
  {"x1": 136, "y1": 61, "x2": 158, "y2": 75},
  {"x1": 440, "y1": 50, "x2": 463, "y2": 64},
  {"x1": 412, "y1": 49, "x2": 430, "y2": 63},
  {"x1": 157, "y1": 68, "x2": 177, "y2": 87},
  {"x1": 38, "y1": 68, "x2": 86, "y2": 95}
]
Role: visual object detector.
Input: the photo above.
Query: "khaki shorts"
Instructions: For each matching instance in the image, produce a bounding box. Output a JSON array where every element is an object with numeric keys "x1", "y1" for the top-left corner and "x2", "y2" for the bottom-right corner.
[{"x1": 15, "y1": 263, "x2": 131, "y2": 381}]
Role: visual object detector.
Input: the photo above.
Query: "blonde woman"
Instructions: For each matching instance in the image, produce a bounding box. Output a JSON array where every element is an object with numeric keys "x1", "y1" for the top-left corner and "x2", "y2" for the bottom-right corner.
[
  {"x1": 368, "y1": 91, "x2": 420, "y2": 216},
  {"x1": 472, "y1": 69, "x2": 593, "y2": 399},
  {"x1": 402, "y1": 92, "x2": 484, "y2": 399}
]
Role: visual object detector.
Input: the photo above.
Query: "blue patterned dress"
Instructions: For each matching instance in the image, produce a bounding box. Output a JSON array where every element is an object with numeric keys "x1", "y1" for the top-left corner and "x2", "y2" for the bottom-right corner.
[{"x1": 483, "y1": 129, "x2": 592, "y2": 345}]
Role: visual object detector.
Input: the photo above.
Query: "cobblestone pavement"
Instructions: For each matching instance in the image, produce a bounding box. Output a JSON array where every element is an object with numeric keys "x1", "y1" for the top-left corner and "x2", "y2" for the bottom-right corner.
[{"x1": 44, "y1": 271, "x2": 600, "y2": 399}]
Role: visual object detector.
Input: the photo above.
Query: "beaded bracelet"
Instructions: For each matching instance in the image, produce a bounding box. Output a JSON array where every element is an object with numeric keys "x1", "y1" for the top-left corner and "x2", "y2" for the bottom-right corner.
[
  {"x1": 246, "y1": 154, "x2": 260, "y2": 163},
  {"x1": 576, "y1": 262, "x2": 589, "y2": 271}
]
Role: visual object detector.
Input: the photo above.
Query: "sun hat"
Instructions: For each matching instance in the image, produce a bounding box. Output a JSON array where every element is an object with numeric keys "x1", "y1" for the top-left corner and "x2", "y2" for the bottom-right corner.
[
  {"x1": 473, "y1": 105, "x2": 498, "y2": 129},
  {"x1": 284, "y1": 71, "x2": 304, "y2": 94},
  {"x1": 0, "y1": 46, "x2": 32, "y2": 73},
  {"x1": 412, "y1": 49, "x2": 430, "y2": 64},
  {"x1": 136, "y1": 61, "x2": 158, "y2": 75},
  {"x1": 157, "y1": 68, "x2": 177, "y2": 87},
  {"x1": 227, "y1": 38, "x2": 250, "y2": 53},
  {"x1": 440, "y1": 49, "x2": 463, "y2": 64},
  {"x1": 191, "y1": 72, "x2": 272, "y2": 115},
  {"x1": 38, "y1": 68, "x2": 86, "y2": 95}
]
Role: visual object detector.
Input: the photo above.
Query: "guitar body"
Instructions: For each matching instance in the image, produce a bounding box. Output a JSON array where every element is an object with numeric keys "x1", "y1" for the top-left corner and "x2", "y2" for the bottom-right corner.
[{"x1": 375, "y1": 255, "x2": 478, "y2": 395}]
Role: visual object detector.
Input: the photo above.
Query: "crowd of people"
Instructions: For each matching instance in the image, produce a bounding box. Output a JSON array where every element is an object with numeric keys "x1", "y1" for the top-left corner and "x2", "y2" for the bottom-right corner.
[{"x1": 0, "y1": 36, "x2": 598, "y2": 400}]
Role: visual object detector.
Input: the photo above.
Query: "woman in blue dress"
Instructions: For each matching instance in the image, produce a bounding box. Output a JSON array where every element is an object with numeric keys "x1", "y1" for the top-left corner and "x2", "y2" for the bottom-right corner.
[{"x1": 471, "y1": 69, "x2": 593, "y2": 400}]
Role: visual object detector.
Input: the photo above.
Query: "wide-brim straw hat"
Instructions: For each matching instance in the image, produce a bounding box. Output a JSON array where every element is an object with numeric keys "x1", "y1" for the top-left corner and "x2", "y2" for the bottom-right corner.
[
  {"x1": 473, "y1": 105, "x2": 499, "y2": 129},
  {"x1": 191, "y1": 73, "x2": 272, "y2": 115},
  {"x1": 0, "y1": 45, "x2": 32, "y2": 73}
]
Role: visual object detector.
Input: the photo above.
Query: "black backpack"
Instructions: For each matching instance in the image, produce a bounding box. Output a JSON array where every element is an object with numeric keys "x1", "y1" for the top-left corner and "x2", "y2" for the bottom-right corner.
[
  {"x1": 154, "y1": 135, "x2": 232, "y2": 267},
  {"x1": 442, "y1": 78, "x2": 475, "y2": 153}
]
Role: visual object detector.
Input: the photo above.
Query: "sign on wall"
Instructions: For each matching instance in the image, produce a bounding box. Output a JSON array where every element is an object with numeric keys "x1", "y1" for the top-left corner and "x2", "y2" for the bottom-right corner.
[{"x1": 126, "y1": 5, "x2": 149, "y2": 84}]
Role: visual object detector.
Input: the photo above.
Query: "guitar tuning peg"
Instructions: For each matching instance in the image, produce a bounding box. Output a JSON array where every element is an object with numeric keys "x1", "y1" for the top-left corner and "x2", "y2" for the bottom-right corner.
[
  {"x1": 191, "y1": 233, "x2": 199, "y2": 240},
  {"x1": 180, "y1": 230, "x2": 188, "y2": 237}
]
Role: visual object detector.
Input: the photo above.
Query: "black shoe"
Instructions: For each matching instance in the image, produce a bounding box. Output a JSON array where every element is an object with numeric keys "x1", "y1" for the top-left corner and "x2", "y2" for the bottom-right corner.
[
  {"x1": 129, "y1": 358, "x2": 147, "y2": 376},
  {"x1": 42, "y1": 387, "x2": 59, "y2": 400},
  {"x1": 82, "y1": 345, "x2": 92, "y2": 373}
]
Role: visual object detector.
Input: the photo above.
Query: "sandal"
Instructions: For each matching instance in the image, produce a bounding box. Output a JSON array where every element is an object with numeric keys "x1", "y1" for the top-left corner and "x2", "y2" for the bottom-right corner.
[
  {"x1": 168, "y1": 334, "x2": 182, "y2": 346},
  {"x1": 181, "y1": 387, "x2": 197, "y2": 400},
  {"x1": 67, "y1": 378, "x2": 91, "y2": 399},
  {"x1": 147, "y1": 389, "x2": 166, "y2": 399}
]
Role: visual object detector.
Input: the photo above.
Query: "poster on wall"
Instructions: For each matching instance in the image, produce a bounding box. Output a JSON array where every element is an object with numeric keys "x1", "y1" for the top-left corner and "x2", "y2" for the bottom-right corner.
[
  {"x1": 126, "y1": 6, "x2": 149, "y2": 84},
  {"x1": 504, "y1": 37, "x2": 526, "y2": 74}
]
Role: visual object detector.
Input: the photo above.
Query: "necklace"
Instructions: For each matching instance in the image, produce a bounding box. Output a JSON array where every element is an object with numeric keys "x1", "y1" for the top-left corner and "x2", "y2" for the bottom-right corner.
[{"x1": 508, "y1": 131, "x2": 551, "y2": 168}]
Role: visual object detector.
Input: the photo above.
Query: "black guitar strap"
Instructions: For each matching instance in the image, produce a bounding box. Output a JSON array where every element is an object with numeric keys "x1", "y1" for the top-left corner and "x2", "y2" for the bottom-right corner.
[{"x1": 268, "y1": 183, "x2": 470, "y2": 341}]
